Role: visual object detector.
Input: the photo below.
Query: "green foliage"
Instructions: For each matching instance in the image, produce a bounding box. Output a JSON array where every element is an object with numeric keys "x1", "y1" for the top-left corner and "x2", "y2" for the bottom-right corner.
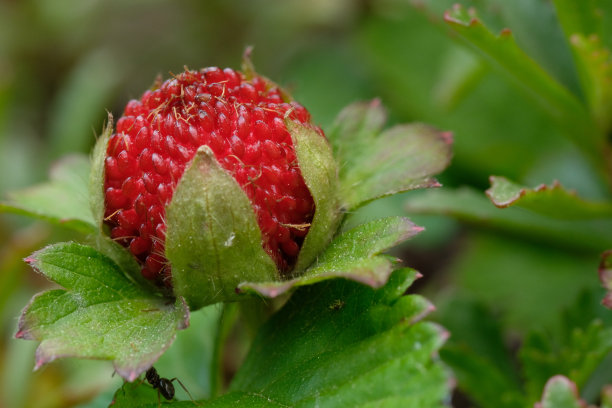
[
  {"x1": 289, "y1": 120, "x2": 341, "y2": 273},
  {"x1": 112, "y1": 269, "x2": 450, "y2": 407},
  {"x1": 444, "y1": 4, "x2": 601, "y2": 167},
  {"x1": 16, "y1": 242, "x2": 189, "y2": 381},
  {"x1": 328, "y1": 101, "x2": 453, "y2": 211},
  {"x1": 535, "y1": 376, "x2": 585, "y2": 408},
  {"x1": 486, "y1": 176, "x2": 612, "y2": 219},
  {"x1": 405, "y1": 188, "x2": 612, "y2": 252},
  {"x1": 0, "y1": 155, "x2": 95, "y2": 233},
  {"x1": 2, "y1": 0, "x2": 612, "y2": 407},
  {"x1": 520, "y1": 321, "x2": 612, "y2": 404},
  {"x1": 89, "y1": 115, "x2": 113, "y2": 230},
  {"x1": 438, "y1": 298, "x2": 523, "y2": 408},
  {"x1": 239, "y1": 216, "x2": 422, "y2": 297}
]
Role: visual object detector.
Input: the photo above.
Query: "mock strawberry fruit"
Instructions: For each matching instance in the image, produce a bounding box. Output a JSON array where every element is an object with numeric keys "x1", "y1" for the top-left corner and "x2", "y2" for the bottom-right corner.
[{"x1": 103, "y1": 67, "x2": 323, "y2": 286}]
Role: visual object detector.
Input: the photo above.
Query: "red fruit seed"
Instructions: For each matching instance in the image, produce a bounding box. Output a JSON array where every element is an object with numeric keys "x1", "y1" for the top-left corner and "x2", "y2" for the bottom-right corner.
[{"x1": 104, "y1": 67, "x2": 319, "y2": 285}]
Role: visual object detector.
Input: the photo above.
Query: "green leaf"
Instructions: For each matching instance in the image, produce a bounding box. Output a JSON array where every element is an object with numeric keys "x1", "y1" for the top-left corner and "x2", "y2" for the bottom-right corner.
[
  {"x1": 569, "y1": 34, "x2": 612, "y2": 132},
  {"x1": 552, "y1": 0, "x2": 602, "y2": 39},
  {"x1": 404, "y1": 188, "x2": 612, "y2": 253},
  {"x1": 113, "y1": 383, "x2": 286, "y2": 407},
  {"x1": 433, "y1": 47, "x2": 488, "y2": 110},
  {"x1": 441, "y1": 346, "x2": 524, "y2": 408},
  {"x1": 327, "y1": 101, "x2": 452, "y2": 211},
  {"x1": 16, "y1": 242, "x2": 188, "y2": 381},
  {"x1": 112, "y1": 269, "x2": 451, "y2": 407},
  {"x1": 238, "y1": 216, "x2": 423, "y2": 298},
  {"x1": 443, "y1": 4, "x2": 601, "y2": 161},
  {"x1": 110, "y1": 306, "x2": 225, "y2": 406},
  {"x1": 166, "y1": 146, "x2": 277, "y2": 311},
  {"x1": 442, "y1": 231, "x2": 601, "y2": 333},
  {"x1": 86, "y1": 233, "x2": 159, "y2": 294},
  {"x1": 0, "y1": 155, "x2": 96, "y2": 233},
  {"x1": 486, "y1": 176, "x2": 612, "y2": 219},
  {"x1": 288, "y1": 120, "x2": 342, "y2": 274},
  {"x1": 437, "y1": 297, "x2": 524, "y2": 408},
  {"x1": 535, "y1": 376, "x2": 586, "y2": 408},
  {"x1": 520, "y1": 320, "x2": 612, "y2": 404},
  {"x1": 155, "y1": 305, "x2": 225, "y2": 401},
  {"x1": 232, "y1": 269, "x2": 450, "y2": 407},
  {"x1": 89, "y1": 114, "x2": 113, "y2": 229}
]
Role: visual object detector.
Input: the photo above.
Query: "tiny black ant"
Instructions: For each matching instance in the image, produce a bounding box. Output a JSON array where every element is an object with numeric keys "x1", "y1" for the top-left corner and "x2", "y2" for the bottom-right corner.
[{"x1": 145, "y1": 366, "x2": 198, "y2": 406}]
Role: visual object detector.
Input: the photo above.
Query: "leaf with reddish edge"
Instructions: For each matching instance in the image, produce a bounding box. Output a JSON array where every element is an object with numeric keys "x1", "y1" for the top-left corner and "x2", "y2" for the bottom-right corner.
[
  {"x1": 444, "y1": 4, "x2": 601, "y2": 164},
  {"x1": 238, "y1": 216, "x2": 423, "y2": 298},
  {"x1": 599, "y1": 250, "x2": 612, "y2": 309},
  {"x1": 16, "y1": 242, "x2": 189, "y2": 381},
  {"x1": 520, "y1": 319, "x2": 612, "y2": 404},
  {"x1": 0, "y1": 155, "x2": 96, "y2": 233},
  {"x1": 405, "y1": 188, "x2": 612, "y2": 253},
  {"x1": 535, "y1": 376, "x2": 586, "y2": 408},
  {"x1": 112, "y1": 268, "x2": 451, "y2": 407},
  {"x1": 327, "y1": 101, "x2": 452, "y2": 211},
  {"x1": 231, "y1": 268, "x2": 450, "y2": 408},
  {"x1": 486, "y1": 176, "x2": 612, "y2": 219}
]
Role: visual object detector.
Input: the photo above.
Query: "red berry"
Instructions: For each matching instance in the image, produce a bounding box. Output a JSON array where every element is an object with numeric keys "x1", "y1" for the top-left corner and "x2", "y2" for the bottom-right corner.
[{"x1": 103, "y1": 68, "x2": 320, "y2": 285}]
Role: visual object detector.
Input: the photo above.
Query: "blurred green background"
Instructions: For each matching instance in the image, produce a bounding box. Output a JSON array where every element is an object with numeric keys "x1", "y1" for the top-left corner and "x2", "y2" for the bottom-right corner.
[{"x1": 1, "y1": 0, "x2": 611, "y2": 407}]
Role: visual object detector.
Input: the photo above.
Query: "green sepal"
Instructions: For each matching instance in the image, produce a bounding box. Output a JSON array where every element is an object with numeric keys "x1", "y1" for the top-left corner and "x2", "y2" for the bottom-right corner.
[
  {"x1": 287, "y1": 120, "x2": 342, "y2": 274},
  {"x1": 87, "y1": 232, "x2": 161, "y2": 293},
  {"x1": 0, "y1": 155, "x2": 96, "y2": 233},
  {"x1": 0, "y1": 113, "x2": 111, "y2": 233},
  {"x1": 238, "y1": 216, "x2": 423, "y2": 298},
  {"x1": 166, "y1": 145, "x2": 277, "y2": 311},
  {"x1": 328, "y1": 101, "x2": 453, "y2": 211},
  {"x1": 16, "y1": 242, "x2": 188, "y2": 381},
  {"x1": 89, "y1": 113, "x2": 113, "y2": 229}
]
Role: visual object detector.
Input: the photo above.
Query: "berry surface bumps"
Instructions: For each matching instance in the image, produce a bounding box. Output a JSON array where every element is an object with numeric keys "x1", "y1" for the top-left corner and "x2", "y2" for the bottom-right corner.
[{"x1": 104, "y1": 67, "x2": 319, "y2": 284}]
